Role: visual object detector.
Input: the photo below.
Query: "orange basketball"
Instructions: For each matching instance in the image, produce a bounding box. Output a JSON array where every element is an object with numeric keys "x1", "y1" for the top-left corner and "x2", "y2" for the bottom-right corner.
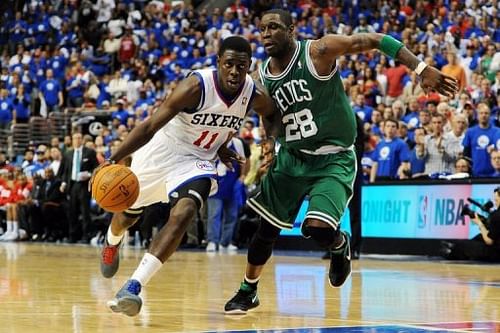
[{"x1": 91, "y1": 164, "x2": 140, "y2": 213}]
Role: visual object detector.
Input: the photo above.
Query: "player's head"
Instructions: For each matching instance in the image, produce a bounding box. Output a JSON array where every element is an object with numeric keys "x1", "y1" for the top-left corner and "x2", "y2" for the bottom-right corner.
[
  {"x1": 217, "y1": 36, "x2": 252, "y2": 95},
  {"x1": 260, "y1": 9, "x2": 295, "y2": 58}
]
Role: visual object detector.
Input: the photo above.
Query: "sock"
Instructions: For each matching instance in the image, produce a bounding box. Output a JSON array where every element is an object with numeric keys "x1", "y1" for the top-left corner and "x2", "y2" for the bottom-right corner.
[
  {"x1": 130, "y1": 253, "x2": 163, "y2": 286},
  {"x1": 6, "y1": 221, "x2": 13, "y2": 232},
  {"x1": 107, "y1": 227, "x2": 124, "y2": 246},
  {"x1": 12, "y1": 222, "x2": 18, "y2": 234},
  {"x1": 242, "y1": 274, "x2": 260, "y2": 291}
]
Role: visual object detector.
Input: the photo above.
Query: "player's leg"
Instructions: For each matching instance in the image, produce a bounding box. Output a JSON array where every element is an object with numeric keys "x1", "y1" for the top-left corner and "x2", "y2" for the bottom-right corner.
[
  {"x1": 304, "y1": 152, "x2": 356, "y2": 288},
  {"x1": 224, "y1": 219, "x2": 281, "y2": 314},
  {"x1": 100, "y1": 209, "x2": 143, "y2": 278},
  {"x1": 107, "y1": 178, "x2": 211, "y2": 316},
  {"x1": 225, "y1": 151, "x2": 307, "y2": 314}
]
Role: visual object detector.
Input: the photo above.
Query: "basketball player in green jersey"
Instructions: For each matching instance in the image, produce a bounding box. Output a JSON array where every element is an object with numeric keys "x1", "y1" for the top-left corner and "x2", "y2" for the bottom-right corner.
[{"x1": 225, "y1": 9, "x2": 458, "y2": 314}]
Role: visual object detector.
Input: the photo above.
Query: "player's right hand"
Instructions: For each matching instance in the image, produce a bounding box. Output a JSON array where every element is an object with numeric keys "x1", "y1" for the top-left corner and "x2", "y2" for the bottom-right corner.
[
  {"x1": 88, "y1": 159, "x2": 113, "y2": 193},
  {"x1": 217, "y1": 145, "x2": 246, "y2": 171}
]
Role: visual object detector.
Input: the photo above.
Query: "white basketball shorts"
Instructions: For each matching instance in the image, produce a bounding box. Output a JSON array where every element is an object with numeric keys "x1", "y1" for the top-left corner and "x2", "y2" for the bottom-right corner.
[{"x1": 129, "y1": 130, "x2": 218, "y2": 209}]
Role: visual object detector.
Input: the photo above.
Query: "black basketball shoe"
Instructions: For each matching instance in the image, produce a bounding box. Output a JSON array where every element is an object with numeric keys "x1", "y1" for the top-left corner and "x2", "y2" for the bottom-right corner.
[
  {"x1": 328, "y1": 231, "x2": 351, "y2": 287},
  {"x1": 224, "y1": 282, "x2": 260, "y2": 315}
]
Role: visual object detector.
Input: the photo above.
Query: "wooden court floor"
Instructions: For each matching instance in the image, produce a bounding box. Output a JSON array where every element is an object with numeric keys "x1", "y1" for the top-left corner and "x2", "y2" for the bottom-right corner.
[{"x1": 1, "y1": 242, "x2": 500, "y2": 333}]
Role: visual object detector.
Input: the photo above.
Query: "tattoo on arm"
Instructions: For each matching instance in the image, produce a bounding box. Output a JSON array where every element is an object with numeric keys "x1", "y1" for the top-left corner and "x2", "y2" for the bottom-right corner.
[
  {"x1": 350, "y1": 33, "x2": 379, "y2": 54},
  {"x1": 395, "y1": 47, "x2": 420, "y2": 71}
]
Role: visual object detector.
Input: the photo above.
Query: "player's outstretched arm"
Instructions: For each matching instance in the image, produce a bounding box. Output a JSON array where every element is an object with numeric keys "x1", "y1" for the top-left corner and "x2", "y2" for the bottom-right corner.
[
  {"x1": 108, "y1": 75, "x2": 201, "y2": 163},
  {"x1": 311, "y1": 33, "x2": 458, "y2": 98}
]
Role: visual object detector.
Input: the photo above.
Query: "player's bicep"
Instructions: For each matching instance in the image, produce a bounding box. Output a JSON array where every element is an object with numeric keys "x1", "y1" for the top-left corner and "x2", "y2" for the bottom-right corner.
[{"x1": 150, "y1": 75, "x2": 201, "y2": 132}]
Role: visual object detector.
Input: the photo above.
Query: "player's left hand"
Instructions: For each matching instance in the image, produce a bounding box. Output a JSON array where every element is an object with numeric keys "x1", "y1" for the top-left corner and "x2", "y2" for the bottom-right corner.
[
  {"x1": 217, "y1": 145, "x2": 246, "y2": 171},
  {"x1": 88, "y1": 160, "x2": 113, "y2": 192},
  {"x1": 419, "y1": 66, "x2": 459, "y2": 98}
]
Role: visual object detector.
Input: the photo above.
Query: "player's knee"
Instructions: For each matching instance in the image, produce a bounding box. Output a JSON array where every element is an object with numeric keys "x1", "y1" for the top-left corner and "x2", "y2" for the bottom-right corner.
[
  {"x1": 175, "y1": 198, "x2": 198, "y2": 218},
  {"x1": 304, "y1": 225, "x2": 341, "y2": 249},
  {"x1": 247, "y1": 221, "x2": 281, "y2": 265}
]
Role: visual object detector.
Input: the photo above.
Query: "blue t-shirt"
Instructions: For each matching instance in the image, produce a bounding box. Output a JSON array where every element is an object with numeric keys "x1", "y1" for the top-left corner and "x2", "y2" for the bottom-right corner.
[
  {"x1": 40, "y1": 79, "x2": 61, "y2": 107},
  {"x1": 353, "y1": 105, "x2": 373, "y2": 123},
  {"x1": 462, "y1": 125, "x2": 500, "y2": 177},
  {"x1": 409, "y1": 149, "x2": 425, "y2": 176},
  {"x1": 374, "y1": 138, "x2": 410, "y2": 178},
  {"x1": 0, "y1": 97, "x2": 14, "y2": 124}
]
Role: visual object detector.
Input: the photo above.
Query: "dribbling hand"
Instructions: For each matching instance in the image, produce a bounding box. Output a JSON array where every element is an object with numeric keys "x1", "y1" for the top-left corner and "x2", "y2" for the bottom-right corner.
[
  {"x1": 217, "y1": 145, "x2": 246, "y2": 171},
  {"x1": 88, "y1": 159, "x2": 114, "y2": 192}
]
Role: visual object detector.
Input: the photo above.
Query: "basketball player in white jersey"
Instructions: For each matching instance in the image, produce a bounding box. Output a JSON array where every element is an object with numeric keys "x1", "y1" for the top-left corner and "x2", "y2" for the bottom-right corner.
[{"x1": 93, "y1": 36, "x2": 277, "y2": 316}]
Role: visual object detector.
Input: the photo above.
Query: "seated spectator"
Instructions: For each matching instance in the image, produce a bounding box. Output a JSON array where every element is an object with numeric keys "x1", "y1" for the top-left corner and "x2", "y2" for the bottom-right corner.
[
  {"x1": 490, "y1": 150, "x2": 500, "y2": 178},
  {"x1": 454, "y1": 157, "x2": 472, "y2": 176},
  {"x1": 410, "y1": 127, "x2": 427, "y2": 178}
]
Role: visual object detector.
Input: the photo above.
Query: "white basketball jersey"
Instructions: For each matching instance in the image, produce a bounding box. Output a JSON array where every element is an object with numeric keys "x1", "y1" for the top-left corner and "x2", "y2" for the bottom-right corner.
[{"x1": 161, "y1": 69, "x2": 255, "y2": 160}]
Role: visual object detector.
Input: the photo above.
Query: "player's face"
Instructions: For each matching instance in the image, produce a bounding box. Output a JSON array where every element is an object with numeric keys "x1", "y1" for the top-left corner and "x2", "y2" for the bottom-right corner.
[
  {"x1": 259, "y1": 14, "x2": 293, "y2": 57},
  {"x1": 217, "y1": 50, "x2": 250, "y2": 95}
]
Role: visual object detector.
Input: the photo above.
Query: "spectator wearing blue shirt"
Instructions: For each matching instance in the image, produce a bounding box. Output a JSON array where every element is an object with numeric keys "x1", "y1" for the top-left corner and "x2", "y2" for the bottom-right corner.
[
  {"x1": 206, "y1": 137, "x2": 249, "y2": 252},
  {"x1": 111, "y1": 99, "x2": 129, "y2": 125},
  {"x1": 65, "y1": 67, "x2": 86, "y2": 107},
  {"x1": 462, "y1": 103, "x2": 500, "y2": 177},
  {"x1": 352, "y1": 94, "x2": 373, "y2": 123},
  {"x1": 8, "y1": 12, "x2": 28, "y2": 53},
  {"x1": 370, "y1": 119, "x2": 410, "y2": 182},
  {"x1": 12, "y1": 84, "x2": 30, "y2": 123},
  {"x1": 39, "y1": 69, "x2": 63, "y2": 112},
  {"x1": 0, "y1": 89, "x2": 14, "y2": 130},
  {"x1": 409, "y1": 127, "x2": 427, "y2": 178}
]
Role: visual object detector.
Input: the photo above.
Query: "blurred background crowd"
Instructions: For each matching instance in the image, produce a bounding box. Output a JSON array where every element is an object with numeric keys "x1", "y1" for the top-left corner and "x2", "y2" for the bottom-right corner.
[{"x1": 0, "y1": 0, "x2": 498, "y2": 248}]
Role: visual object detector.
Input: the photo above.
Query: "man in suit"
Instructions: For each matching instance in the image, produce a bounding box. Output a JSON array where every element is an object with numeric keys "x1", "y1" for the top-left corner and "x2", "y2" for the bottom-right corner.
[{"x1": 60, "y1": 132, "x2": 99, "y2": 243}]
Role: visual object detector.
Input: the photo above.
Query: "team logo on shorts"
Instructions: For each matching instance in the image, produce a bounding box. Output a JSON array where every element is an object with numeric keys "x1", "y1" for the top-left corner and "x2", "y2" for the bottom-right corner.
[{"x1": 196, "y1": 160, "x2": 215, "y2": 171}]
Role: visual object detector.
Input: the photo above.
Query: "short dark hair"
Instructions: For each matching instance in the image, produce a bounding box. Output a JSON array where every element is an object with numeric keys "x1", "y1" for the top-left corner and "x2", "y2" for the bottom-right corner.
[
  {"x1": 263, "y1": 8, "x2": 293, "y2": 27},
  {"x1": 218, "y1": 36, "x2": 252, "y2": 59}
]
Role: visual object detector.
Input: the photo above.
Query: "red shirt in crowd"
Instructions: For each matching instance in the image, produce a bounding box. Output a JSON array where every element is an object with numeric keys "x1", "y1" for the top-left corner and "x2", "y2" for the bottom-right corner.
[{"x1": 385, "y1": 64, "x2": 408, "y2": 98}]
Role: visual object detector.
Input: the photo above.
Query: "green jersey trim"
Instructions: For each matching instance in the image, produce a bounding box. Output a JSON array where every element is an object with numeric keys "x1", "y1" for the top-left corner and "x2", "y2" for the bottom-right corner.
[
  {"x1": 261, "y1": 41, "x2": 301, "y2": 81},
  {"x1": 305, "y1": 40, "x2": 338, "y2": 81}
]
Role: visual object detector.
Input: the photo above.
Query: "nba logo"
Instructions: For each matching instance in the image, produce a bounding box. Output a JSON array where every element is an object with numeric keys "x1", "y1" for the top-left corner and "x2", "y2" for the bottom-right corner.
[
  {"x1": 242, "y1": 97, "x2": 247, "y2": 105},
  {"x1": 418, "y1": 195, "x2": 428, "y2": 229}
]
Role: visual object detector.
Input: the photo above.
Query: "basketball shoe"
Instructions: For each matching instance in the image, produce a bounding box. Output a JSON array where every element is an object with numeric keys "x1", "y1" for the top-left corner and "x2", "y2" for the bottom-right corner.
[
  {"x1": 224, "y1": 282, "x2": 260, "y2": 314},
  {"x1": 100, "y1": 239, "x2": 121, "y2": 278},
  {"x1": 107, "y1": 279, "x2": 142, "y2": 316},
  {"x1": 328, "y1": 231, "x2": 351, "y2": 287}
]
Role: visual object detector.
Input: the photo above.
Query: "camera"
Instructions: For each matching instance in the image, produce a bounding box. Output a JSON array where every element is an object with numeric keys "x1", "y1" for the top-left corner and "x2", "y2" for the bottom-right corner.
[{"x1": 460, "y1": 197, "x2": 493, "y2": 227}]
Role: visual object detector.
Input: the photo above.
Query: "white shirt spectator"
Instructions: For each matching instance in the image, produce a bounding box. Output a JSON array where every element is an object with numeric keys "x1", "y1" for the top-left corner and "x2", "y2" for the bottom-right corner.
[
  {"x1": 108, "y1": 18, "x2": 126, "y2": 38},
  {"x1": 94, "y1": 0, "x2": 115, "y2": 23},
  {"x1": 108, "y1": 76, "x2": 128, "y2": 98},
  {"x1": 126, "y1": 80, "x2": 143, "y2": 105}
]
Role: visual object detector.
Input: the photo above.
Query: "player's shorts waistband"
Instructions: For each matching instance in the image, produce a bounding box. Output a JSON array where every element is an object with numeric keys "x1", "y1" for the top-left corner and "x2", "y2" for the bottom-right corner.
[{"x1": 299, "y1": 145, "x2": 354, "y2": 155}]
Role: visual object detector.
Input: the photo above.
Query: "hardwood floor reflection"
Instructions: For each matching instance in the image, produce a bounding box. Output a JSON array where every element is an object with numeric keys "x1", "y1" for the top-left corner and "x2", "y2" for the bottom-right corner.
[{"x1": 1, "y1": 243, "x2": 500, "y2": 333}]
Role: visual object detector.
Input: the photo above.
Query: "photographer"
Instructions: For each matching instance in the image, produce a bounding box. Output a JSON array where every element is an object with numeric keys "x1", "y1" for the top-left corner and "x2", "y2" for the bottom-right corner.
[{"x1": 441, "y1": 187, "x2": 500, "y2": 261}]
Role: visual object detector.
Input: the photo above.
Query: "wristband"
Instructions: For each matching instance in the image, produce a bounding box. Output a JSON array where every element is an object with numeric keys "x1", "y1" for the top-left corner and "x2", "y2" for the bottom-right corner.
[
  {"x1": 414, "y1": 61, "x2": 428, "y2": 75},
  {"x1": 379, "y1": 35, "x2": 404, "y2": 59}
]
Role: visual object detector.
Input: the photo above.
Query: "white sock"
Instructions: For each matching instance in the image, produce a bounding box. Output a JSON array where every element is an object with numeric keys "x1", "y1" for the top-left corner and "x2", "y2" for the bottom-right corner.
[
  {"x1": 131, "y1": 253, "x2": 163, "y2": 286},
  {"x1": 107, "y1": 227, "x2": 124, "y2": 246},
  {"x1": 6, "y1": 221, "x2": 13, "y2": 232},
  {"x1": 244, "y1": 274, "x2": 260, "y2": 284},
  {"x1": 12, "y1": 222, "x2": 18, "y2": 234}
]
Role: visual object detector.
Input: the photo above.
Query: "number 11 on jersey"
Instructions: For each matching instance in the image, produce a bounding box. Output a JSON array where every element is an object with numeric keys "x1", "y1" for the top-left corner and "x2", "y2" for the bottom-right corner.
[{"x1": 193, "y1": 130, "x2": 219, "y2": 150}]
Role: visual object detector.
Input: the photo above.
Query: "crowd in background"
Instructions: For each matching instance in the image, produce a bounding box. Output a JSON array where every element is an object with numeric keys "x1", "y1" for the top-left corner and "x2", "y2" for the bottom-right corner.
[{"x1": 0, "y1": 0, "x2": 499, "y2": 246}]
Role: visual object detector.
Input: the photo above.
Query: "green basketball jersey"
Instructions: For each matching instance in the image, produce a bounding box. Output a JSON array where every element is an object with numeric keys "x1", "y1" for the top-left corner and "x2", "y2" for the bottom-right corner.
[{"x1": 259, "y1": 40, "x2": 356, "y2": 151}]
